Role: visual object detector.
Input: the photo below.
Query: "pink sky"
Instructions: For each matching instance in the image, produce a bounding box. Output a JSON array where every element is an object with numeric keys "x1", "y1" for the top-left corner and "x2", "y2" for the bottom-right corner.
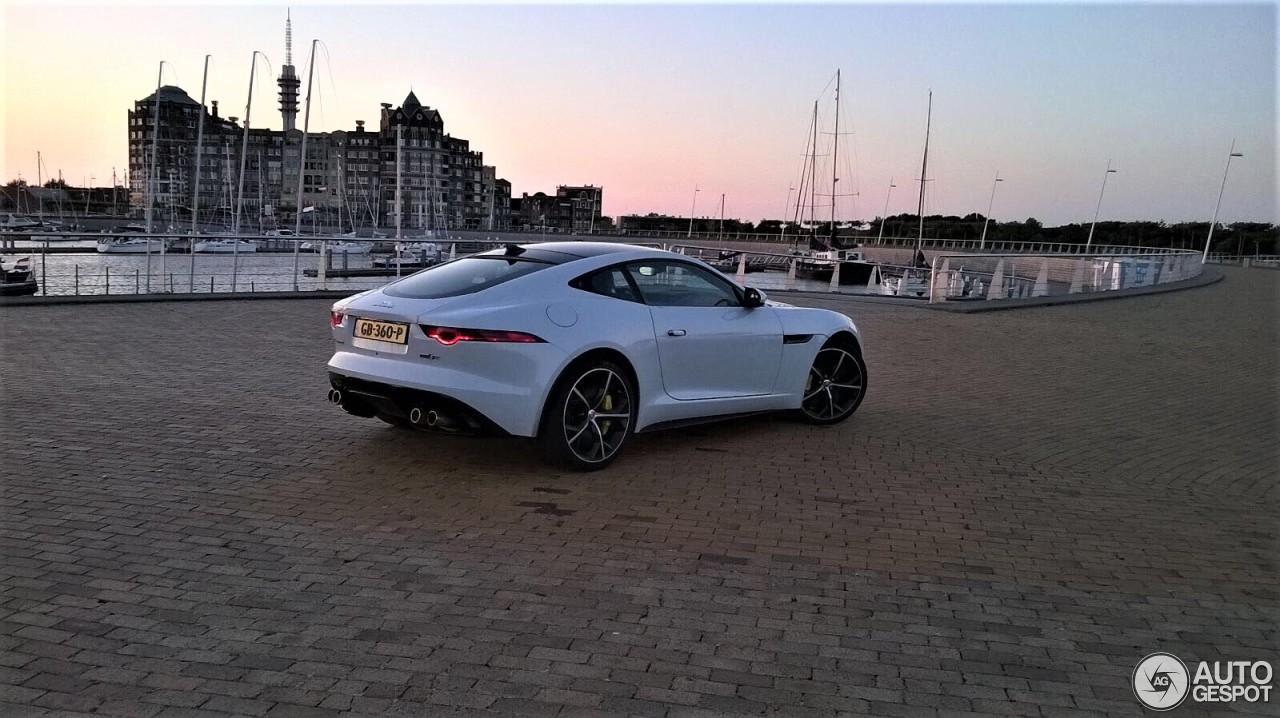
[{"x1": 2, "y1": 2, "x2": 1275, "y2": 226}]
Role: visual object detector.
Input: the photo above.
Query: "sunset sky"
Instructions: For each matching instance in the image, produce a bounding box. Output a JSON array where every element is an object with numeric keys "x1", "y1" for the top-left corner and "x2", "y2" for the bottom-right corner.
[{"x1": 2, "y1": 1, "x2": 1275, "y2": 226}]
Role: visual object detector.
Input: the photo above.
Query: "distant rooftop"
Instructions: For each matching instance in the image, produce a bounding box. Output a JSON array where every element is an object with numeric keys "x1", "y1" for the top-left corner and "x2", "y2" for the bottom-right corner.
[{"x1": 138, "y1": 85, "x2": 200, "y2": 106}]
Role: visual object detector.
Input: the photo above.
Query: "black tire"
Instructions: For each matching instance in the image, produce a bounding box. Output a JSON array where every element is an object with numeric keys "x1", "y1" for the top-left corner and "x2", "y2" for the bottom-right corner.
[
  {"x1": 794, "y1": 338, "x2": 867, "y2": 425},
  {"x1": 538, "y1": 359, "x2": 636, "y2": 471}
]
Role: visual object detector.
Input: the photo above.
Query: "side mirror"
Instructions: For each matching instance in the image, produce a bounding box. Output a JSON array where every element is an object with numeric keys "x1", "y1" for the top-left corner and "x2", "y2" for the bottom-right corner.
[{"x1": 743, "y1": 287, "x2": 766, "y2": 308}]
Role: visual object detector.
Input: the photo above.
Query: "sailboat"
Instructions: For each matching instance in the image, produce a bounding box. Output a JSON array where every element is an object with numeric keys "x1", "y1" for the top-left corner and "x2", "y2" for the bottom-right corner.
[
  {"x1": 97, "y1": 235, "x2": 165, "y2": 253},
  {"x1": 194, "y1": 237, "x2": 258, "y2": 253},
  {"x1": 879, "y1": 91, "x2": 933, "y2": 297},
  {"x1": 790, "y1": 70, "x2": 879, "y2": 285}
]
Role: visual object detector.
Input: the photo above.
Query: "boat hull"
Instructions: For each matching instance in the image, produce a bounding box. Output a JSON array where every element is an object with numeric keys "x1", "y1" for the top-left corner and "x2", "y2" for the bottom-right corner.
[
  {"x1": 0, "y1": 277, "x2": 38, "y2": 296},
  {"x1": 194, "y1": 241, "x2": 258, "y2": 253},
  {"x1": 795, "y1": 260, "x2": 879, "y2": 285},
  {"x1": 97, "y1": 239, "x2": 166, "y2": 254}
]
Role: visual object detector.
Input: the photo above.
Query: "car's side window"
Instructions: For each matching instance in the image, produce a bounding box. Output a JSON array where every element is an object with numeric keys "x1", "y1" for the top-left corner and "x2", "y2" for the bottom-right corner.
[
  {"x1": 623, "y1": 261, "x2": 742, "y2": 308},
  {"x1": 574, "y1": 267, "x2": 642, "y2": 303}
]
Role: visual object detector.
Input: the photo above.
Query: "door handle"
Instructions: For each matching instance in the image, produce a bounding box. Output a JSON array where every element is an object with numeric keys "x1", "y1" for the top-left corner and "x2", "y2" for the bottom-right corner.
[{"x1": 667, "y1": 329, "x2": 686, "y2": 337}]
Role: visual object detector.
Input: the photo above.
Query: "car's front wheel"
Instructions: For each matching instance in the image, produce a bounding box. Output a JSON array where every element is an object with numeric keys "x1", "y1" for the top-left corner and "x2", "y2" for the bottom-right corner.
[
  {"x1": 796, "y1": 339, "x2": 867, "y2": 424},
  {"x1": 538, "y1": 360, "x2": 635, "y2": 471}
]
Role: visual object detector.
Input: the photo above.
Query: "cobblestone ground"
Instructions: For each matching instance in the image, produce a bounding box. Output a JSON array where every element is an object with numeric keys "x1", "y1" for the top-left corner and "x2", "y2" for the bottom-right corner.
[{"x1": 1, "y1": 268, "x2": 1275, "y2": 717}]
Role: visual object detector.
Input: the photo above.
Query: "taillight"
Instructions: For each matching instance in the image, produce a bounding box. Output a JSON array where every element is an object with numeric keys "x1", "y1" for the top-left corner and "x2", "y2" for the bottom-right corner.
[
  {"x1": 422, "y1": 325, "x2": 544, "y2": 345},
  {"x1": 330, "y1": 310, "x2": 346, "y2": 328}
]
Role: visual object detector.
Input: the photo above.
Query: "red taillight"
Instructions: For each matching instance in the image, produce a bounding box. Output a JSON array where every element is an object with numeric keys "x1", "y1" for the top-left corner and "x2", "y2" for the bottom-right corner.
[
  {"x1": 422, "y1": 325, "x2": 544, "y2": 345},
  {"x1": 330, "y1": 311, "x2": 346, "y2": 329}
]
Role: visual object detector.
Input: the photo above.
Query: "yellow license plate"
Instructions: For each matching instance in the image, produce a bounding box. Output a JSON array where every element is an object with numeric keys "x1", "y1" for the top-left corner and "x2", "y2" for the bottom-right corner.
[{"x1": 354, "y1": 318, "x2": 409, "y2": 345}]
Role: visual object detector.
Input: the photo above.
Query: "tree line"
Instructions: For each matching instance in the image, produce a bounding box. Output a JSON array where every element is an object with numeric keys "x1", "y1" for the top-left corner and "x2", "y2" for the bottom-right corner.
[{"x1": 757, "y1": 215, "x2": 1277, "y2": 256}]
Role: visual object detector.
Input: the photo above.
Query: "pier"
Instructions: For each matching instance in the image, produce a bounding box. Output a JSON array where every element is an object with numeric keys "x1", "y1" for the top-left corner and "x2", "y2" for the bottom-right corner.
[{"x1": 0, "y1": 267, "x2": 1275, "y2": 716}]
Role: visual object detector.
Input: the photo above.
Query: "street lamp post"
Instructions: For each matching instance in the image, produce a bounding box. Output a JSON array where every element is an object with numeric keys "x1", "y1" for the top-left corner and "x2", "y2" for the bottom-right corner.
[
  {"x1": 1202, "y1": 140, "x2": 1244, "y2": 263},
  {"x1": 979, "y1": 173, "x2": 1003, "y2": 250},
  {"x1": 876, "y1": 178, "x2": 896, "y2": 245},
  {"x1": 687, "y1": 186, "x2": 699, "y2": 238},
  {"x1": 1085, "y1": 160, "x2": 1117, "y2": 250}
]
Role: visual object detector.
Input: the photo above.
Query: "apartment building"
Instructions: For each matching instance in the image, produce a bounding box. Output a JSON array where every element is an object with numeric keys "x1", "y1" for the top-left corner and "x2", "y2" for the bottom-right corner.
[{"x1": 127, "y1": 87, "x2": 509, "y2": 233}]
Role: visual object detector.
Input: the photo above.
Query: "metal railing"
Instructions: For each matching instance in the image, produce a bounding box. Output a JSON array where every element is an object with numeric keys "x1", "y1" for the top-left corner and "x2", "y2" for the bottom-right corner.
[
  {"x1": 3, "y1": 231, "x2": 1214, "y2": 303},
  {"x1": 5, "y1": 233, "x2": 504, "y2": 298},
  {"x1": 926, "y1": 250, "x2": 1205, "y2": 303},
  {"x1": 661, "y1": 244, "x2": 1208, "y2": 304},
  {"x1": 1206, "y1": 254, "x2": 1280, "y2": 269}
]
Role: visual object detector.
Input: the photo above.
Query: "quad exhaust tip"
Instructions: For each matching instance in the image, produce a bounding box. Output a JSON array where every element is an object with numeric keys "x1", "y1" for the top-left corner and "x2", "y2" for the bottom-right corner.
[{"x1": 409, "y1": 407, "x2": 446, "y2": 428}]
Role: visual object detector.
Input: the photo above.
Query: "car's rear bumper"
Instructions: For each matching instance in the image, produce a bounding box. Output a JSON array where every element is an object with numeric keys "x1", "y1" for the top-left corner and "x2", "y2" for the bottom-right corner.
[{"x1": 327, "y1": 347, "x2": 566, "y2": 437}]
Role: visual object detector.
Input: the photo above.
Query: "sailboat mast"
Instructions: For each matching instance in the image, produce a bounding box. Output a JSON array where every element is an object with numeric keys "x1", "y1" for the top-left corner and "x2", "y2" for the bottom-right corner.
[
  {"x1": 395, "y1": 124, "x2": 403, "y2": 240},
  {"x1": 257, "y1": 152, "x2": 264, "y2": 232},
  {"x1": 915, "y1": 90, "x2": 932, "y2": 254},
  {"x1": 36, "y1": 152, "x2": 43, "y2": 222},
  {"x1": 145, "y1": 62, "x2": 163, "y2": 234},
  {"x1": 718, "y1": 193, "x2": 725, "y2": 244},
  {"x1": 829, "y1": 69, "x2": 840, "y2": 244},
  {"x1": 191, "y1": 55, "x2": 209, "y2": 239},
  {"x1": 291, "y1": 38, "x2": 318, "y2": 291},
  {"x1": 293, "y1": 39, "x2": 318, "y2": 238},
  {"x1": 807, "y1": 100, "x2": 818, "y2": 239},
  {"x1": 234, "y1": 51, "x2": 261, "y2": 235}
]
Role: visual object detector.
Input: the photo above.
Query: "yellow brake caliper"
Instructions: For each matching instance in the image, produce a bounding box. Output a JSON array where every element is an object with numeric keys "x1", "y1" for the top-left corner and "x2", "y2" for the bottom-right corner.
[{"x1": 601, "y1": 393, "x2": 613, "y2": 433}]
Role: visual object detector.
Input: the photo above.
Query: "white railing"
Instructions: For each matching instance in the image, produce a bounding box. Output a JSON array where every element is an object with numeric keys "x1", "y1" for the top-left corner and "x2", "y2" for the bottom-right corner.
[
  {"x1": 1206, "y1": 254, "x2": 1280, "y2": 269},
  {"x1": 4, "y1": 232, "x2": 1213, "y2": 302},
  {"x1": 5, "y1": 233, "x2": 500, "y2": 298},
  {"x1": 926, "y1": 250, "x2": 1205, "y2": 304}
]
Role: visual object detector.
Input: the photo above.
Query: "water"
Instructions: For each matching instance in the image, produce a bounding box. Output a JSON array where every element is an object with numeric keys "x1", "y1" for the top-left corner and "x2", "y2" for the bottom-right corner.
[
  {"x1": 11, "y1": 245, "x2": 874, "y2": 298},
  {"x1": 733, "y1": 270, "x2": 868, "y2": 295},
  {"x1": 20, "y1": 250, "x2": 399, "y2": 296}
]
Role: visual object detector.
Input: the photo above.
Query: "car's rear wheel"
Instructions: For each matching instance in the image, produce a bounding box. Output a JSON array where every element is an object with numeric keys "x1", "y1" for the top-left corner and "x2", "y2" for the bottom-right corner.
[
  {"x1": 539, "y1": 360, "x2": 635, "y2": 471},
  {"x1": 796, "y1": 339, "x2": 866, "y2": 424}
]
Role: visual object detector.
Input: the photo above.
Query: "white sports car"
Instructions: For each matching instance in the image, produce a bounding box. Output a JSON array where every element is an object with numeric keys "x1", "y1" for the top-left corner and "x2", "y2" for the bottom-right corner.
[{"x1": 327, "y1": 242, "x2": 867, "y2": 470}]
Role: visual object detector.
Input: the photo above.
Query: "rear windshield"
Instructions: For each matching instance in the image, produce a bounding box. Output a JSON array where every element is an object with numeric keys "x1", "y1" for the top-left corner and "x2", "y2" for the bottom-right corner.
[{"x1": 382, "y1": 256, "x2": 555, "y2": 299}]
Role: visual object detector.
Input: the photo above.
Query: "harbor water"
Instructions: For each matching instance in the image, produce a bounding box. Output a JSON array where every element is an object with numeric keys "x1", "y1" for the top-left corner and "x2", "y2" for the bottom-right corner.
[{"x1": 8, "y1": 248, "x2": 863, "y2": 298}]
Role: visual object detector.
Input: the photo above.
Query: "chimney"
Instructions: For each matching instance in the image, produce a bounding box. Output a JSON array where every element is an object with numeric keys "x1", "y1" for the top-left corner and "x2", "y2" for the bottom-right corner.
[
  {"x1": 356, "y1": 120, "x2": 365, "y2": 133},
  {"x1": 211, "y1": 100, "x2": 219, "y2": 119}
]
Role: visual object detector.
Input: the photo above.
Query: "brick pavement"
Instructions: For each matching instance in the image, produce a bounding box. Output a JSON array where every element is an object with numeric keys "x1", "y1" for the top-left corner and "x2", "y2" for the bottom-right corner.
[{"x1": 0, "y1": 267, "x2": 1275, "y2": 716}]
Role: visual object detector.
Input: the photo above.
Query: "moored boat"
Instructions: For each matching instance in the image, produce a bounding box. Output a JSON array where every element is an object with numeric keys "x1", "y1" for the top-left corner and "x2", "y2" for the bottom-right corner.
[
  {"x1": 794, "y1": 247, "x2": 880, "y2": 285},
  {"x1": 2, "y1": 214, "x2": 43, "y2": 230},
  {"x1": 97, "y1": 236, "x2": 166, "y2": 253},
  {"x1": 880, "y1": 269, "x2": 929, "y2": 298},
  {"x1": 371, "y1": 242, "x2": 440, "y2": 269},
  {"x1": 0, "y1": 256, "x2": 38, "y2": 296},
  {"x1": 302, "y1": 240, "x2": 372, "y2": 254},
  {"x1": 193, "y1": 238, "x2": 258, "y2": 253}
]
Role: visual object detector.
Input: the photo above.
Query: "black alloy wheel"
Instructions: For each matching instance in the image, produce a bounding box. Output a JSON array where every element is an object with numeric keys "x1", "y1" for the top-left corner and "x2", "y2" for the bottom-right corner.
[
  {"x1": 539, "y1": 360, "x2": 635, "y2": 470},
  {"x1": 797, "y1": 340, "x2": 867, "y2": 424}
]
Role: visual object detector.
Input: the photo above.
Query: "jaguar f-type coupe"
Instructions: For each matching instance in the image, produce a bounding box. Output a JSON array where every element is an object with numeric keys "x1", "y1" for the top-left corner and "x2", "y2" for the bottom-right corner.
[{"x1": 327, "y1": 242, "x2": 867, "y2": 470}]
